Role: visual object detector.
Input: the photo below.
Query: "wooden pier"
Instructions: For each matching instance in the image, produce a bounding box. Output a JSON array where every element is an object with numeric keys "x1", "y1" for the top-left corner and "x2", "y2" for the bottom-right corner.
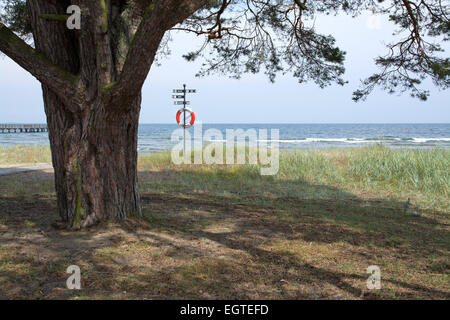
[{"x1": 0, "y1": 124, "x2": 48, "y2": 133}]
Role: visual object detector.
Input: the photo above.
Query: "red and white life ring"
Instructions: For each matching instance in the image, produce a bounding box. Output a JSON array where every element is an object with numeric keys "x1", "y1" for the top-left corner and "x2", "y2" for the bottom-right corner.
[{"x1": 176, "y1": 107, "x2": 196, "y2": 128}]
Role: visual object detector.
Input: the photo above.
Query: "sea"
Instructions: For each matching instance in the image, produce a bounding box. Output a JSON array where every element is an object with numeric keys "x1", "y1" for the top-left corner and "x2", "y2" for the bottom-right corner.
[{"x1": 0, "y1": 123, "x2": 449, "y2": 152}]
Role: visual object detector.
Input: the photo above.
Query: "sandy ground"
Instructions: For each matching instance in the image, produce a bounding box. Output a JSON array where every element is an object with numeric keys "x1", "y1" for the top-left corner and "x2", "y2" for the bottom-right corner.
[{"x1": 0, "y1": 164, "x2": 53, "y2": 176}]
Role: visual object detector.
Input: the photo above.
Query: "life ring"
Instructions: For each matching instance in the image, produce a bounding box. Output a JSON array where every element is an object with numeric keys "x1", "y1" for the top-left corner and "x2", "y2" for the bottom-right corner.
[{"x1": 176, "y1": 107, "x2": 196, "y2": 128}]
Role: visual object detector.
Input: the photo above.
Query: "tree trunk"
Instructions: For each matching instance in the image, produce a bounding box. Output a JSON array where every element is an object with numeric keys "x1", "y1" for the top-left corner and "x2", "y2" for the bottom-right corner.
[
  {"x1": 44, "y1": 91, "x2": 142, "y2": 228},
  {"x1": 26, "y1": 0, "x2": 144, "y2": 228}
]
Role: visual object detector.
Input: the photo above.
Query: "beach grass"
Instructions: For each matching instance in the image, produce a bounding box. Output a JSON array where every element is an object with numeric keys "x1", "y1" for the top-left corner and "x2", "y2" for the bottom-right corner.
[
  {"x1": 137, "y1": 144, "x2": 449, "y2": 211},
  {"x1": 0, "y1": 145, "x2": 52, "y2": 164},
  {"x1": 0, "y1": 144, "x2": 448, "y2": 299}
]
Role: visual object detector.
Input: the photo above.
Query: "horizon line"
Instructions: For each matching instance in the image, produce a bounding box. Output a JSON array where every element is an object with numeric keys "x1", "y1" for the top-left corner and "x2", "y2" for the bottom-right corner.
[
  {"x1": 139, "y1": 122, "x2": 450, "y2": 125},
  {"x1": 1, "y1": 122, "x2": 449, "y2": 125}
]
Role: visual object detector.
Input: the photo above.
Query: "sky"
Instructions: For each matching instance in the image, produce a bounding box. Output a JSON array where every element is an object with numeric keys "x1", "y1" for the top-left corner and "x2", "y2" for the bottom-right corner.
[{"x1": 0, "y1": 11, "x2": 449, "y2": 124}]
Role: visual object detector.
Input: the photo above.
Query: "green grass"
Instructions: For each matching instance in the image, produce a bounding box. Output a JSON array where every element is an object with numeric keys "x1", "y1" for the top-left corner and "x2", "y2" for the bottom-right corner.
[
  {"x1": 0, "y1": 145, "x2": 52, "y2": 164},
  {"x1": 1, "y1": 144, "x2": 448, "y2": 210},
  {"x1": 278, "y1": 145, "x2": 449, "y2": 208},
  {"x1": 346, "y1": 146, "x2": 449, "y2": 195},
  {"x1": 137, "y1": 144, "x2": 449, "y2": 212}
]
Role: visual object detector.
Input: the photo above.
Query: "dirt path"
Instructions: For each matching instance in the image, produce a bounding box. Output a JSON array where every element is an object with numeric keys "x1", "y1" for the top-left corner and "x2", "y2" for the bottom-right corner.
[{"x1": 0, "y1": 164, "x2": 53, "y2": 176}]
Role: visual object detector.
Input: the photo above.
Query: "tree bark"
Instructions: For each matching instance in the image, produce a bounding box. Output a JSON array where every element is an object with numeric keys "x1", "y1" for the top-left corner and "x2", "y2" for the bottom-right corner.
[{"x1": 45, "y1": 91, "x2": 142, "y2": 228}]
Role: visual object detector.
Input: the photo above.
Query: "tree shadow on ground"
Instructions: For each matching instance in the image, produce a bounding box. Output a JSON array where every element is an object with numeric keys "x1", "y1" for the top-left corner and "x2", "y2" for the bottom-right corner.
[{"x1": 0, "y1": 169, "x2": 448, "y2": 299}]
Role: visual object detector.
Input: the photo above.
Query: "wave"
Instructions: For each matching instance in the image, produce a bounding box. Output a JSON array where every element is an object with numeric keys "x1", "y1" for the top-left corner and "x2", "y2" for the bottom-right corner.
[
  {"x1": 410, "y1": 138, "x2": 450, "y2": 143},
  {"x1": 204, "y1": 137, "x2": 450, "y2": 144}
]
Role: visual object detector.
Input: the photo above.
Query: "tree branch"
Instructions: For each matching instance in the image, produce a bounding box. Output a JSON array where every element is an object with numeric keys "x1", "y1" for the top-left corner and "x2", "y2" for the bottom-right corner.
[
  {"x1": 401, "y1": 0, "x2": 429, "y2": 63},
  {"x1": 0, "y1": 22, "x2": 78, "y2": 103},
  {"x1": 109, "y1": 0, "x2": 209, "y2": 105}
]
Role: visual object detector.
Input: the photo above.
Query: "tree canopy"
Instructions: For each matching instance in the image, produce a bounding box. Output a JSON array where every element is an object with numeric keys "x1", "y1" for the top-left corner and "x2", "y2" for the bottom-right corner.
[{"x1": 1, "y1": 0, "x2": 449, "y2": 101}]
